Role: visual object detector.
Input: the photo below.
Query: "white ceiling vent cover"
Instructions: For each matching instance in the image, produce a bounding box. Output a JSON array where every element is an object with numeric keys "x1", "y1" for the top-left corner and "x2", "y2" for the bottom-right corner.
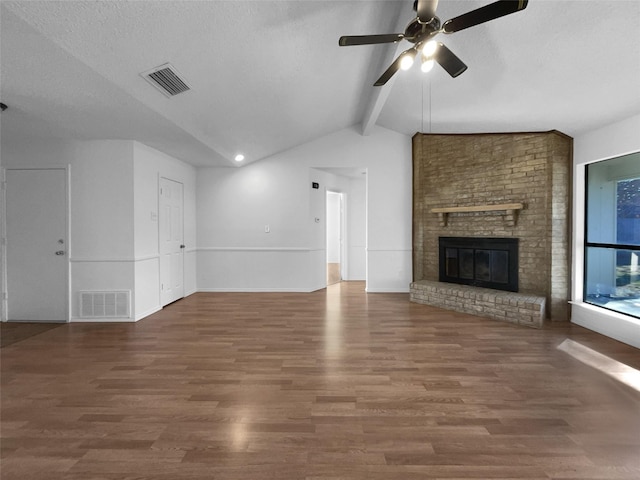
[
  {"x1": 141, "y1": 63, "x2": 191, "y2": 97},
  {"x1": 80, "y1": 291, "x2": 131, "y2": 319}
]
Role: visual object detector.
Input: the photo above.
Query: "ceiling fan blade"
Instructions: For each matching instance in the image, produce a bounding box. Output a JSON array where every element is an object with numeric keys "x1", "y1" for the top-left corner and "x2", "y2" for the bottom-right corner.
[
  {"x1": 443, "y1": 0, "x2": 528, "y2": 33},
  {"x1": 416, "y1": 0, "x2": 439, "y2": 23},
  {"x1": 373, "y1": 51, "x2": 408, "y2": 86},
  {"x1": 339, "y1": 34, "x2": 404, "y2": 46},
  {"x1": 434, "y1": 43, "x2": 467, "y2": 77}
]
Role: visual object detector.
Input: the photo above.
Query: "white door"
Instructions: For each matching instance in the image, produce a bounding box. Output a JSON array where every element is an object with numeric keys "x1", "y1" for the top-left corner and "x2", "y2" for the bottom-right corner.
[
  {"x1": 5, "y1": 168, "x2": 68, "y2": 321},
  {"x1": 159, "y1": 177, "x2": 184, "y2": 306}
]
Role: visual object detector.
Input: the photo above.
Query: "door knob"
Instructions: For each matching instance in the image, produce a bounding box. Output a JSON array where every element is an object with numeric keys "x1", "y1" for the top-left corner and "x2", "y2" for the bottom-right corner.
[
  {"x1": 180, "y1": 245, "x2": 186, "y2": 249},
  {"x1": 55, "y1": 250, "x2": 65, "y2": 256}
]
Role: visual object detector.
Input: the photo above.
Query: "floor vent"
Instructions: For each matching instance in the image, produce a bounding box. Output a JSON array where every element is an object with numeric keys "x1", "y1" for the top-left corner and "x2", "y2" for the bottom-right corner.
[
  {"x1": 141, "y1": 63, "x2": 191, "y2": 97},
  {"x1": 80, "y1": 291, "x2": 131, "y2": 319}
]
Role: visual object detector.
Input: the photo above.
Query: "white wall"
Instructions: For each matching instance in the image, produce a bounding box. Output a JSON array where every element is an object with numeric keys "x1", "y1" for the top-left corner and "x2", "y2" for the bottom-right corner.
[
  {"x1": 197, "y1": 156, "x2": 315, "y2": 291},
  {"x1": 318, "y1": 173, "x2": 367, "y2": 282},
  {"x1": 572, "y1": 113, "x2": 640, "y2": 348},
  {"x1": 0, "y1": 143, "x2": 3, "y2": 320},
  {"x1": 326, "y1": 192, "x2": 341, "y2": 264},
  {"x1": 133, "y1": 142, "x2": 197, "y2": 319},
  {"x1": 347, "y1": 176, "x2": 366, "y2": 281},
  {"x1": 70, "y1": 141, "x2": 135, "y2": 321},
  {"x1": 1, "y1": 138, "x2": 196, "y2": 322},
  {"x1": 1, "y1": 139, "x2": 137, "y2": 321},
  {"x1": 196, "y1": 125, "x2": 412, "y2": 292},
  {"x1": 1, "y1": 138, "x2": 78, "y2": 321},
  {"x1": 309, "y1": 169, "x2": 357, "y2": 289}
]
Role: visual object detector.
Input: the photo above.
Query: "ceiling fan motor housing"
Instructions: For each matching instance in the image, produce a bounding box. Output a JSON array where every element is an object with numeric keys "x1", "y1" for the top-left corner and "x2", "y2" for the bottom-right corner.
[{"x1": 405, "y1": 17, "x2": 441, "y2": 44}]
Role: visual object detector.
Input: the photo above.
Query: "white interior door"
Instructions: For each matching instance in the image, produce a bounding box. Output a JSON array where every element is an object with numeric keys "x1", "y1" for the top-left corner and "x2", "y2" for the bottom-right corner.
[
  {"x1": 5, "y1": 168, "x2": 68, "y2": 321},
  {"x1": 159, "y1": 177, "x2": 184, "y2": 306}
]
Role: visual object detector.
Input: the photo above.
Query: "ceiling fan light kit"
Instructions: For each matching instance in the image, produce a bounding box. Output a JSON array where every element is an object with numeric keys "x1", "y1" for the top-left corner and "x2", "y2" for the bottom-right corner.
[
  {"x1": 339, "y1": 0, "x2": 529, "y2": 86},
  {"x1": 400, "y1": 49, "x2": 418, "y2": 70},
  {"x1": 421, "y1": 40, "x2": 438, "y2": 57},
  {"x1": 421, "y1": 57, "x2": 435, "y2": 73}
]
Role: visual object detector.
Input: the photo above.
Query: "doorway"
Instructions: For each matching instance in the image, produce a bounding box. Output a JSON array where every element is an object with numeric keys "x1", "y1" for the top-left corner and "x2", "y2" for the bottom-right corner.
[
  {"x1": 326, "y1": 191, "x2": 344, "y2": 286},
  {"x1": 4, "y1": 168, "x2": 69, "y2": 322},
  {"x1": 159, "y1": 177, "x2": 185, "y2": 306}
]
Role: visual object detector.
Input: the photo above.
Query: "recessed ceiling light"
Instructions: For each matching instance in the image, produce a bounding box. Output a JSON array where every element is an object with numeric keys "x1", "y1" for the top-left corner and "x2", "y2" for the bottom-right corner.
[{"x1": 234, "y1": 154, "x2": 245, "y2": 162}]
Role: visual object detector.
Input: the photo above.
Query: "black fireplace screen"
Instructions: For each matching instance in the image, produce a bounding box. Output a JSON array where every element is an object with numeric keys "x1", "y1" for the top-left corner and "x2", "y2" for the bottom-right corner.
[{"x1": 439, "y1": 237, "x2": 518, "y2": 292}]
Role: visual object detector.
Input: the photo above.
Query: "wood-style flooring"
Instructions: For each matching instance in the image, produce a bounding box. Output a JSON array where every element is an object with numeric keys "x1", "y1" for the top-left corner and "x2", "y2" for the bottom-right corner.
[
  {"x1": 2, "y1": 282, "x2": 639, "y2": 479},
  {"x1": 1, "y1": 322, "x2": 63, "y2": 348}
]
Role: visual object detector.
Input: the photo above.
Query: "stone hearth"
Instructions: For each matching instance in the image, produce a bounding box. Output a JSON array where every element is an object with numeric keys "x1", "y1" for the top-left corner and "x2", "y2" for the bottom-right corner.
[{"x1": 411, "y1": 280, "x2": 545, "y2": 328}]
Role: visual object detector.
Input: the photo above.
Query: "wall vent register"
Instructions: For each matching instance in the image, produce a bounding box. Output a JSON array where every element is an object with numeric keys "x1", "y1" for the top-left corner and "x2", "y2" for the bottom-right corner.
[{"x1": 79, "y1": 291, "x2": 131, "y2": 319}]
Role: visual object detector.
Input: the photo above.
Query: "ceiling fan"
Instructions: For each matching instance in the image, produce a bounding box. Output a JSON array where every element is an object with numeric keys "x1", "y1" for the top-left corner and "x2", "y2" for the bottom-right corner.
[{"x1": 339, "y1": 0, "x2": 528, "y2": 86}]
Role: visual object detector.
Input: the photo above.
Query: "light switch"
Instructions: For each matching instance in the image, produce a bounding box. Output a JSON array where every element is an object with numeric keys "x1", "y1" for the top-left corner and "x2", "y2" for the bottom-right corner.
[{"x1": 265, "y1": 225, "x2": 270, "y2": 233}]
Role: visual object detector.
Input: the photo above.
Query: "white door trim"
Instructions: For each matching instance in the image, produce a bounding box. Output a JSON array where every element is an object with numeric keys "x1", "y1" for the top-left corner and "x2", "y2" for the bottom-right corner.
[
  {"x1": 158, "y1": 175, "x2": 185, "y2": 306},
  {"x1": 325, "y1": 189, "x2": 348, "y2": 283}
]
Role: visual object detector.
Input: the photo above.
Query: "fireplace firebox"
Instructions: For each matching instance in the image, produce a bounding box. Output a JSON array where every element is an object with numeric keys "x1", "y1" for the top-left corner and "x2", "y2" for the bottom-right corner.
[{"x1": 439, "y1": 237, "x2": 519, "y2": 292}]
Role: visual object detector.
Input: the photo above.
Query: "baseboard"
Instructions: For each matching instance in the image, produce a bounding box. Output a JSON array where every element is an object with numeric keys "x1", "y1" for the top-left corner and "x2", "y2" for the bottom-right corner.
[
  {"x1": 70, "y1": 317, "x2": 137, "y2": 323},
  {"x1": 3, "y1": 319, "x2": 67, "y2": 323},
  {"x1": 135, "y1": 305, "x2": 162, "y2": 321},
  {"x1": 197, "y1": 287, "x2": 314, "y2": 293},
  {"x1": 365, "y1": 288, "x2": 410, "y2": 293},
  {"x1": 570, "y1": 302, "x2": 640, "y2": 349}
]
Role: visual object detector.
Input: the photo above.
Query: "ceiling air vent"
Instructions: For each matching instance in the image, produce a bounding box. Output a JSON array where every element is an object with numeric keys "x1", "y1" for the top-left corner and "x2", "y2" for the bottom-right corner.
[{"x1": 141, "y1": 63, "x2": 191, "y2": 97}]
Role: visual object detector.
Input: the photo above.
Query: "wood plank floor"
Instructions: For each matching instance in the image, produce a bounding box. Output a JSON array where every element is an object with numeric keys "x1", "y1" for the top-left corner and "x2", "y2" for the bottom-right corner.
[
  {"x1": 1, "y1": 322, "x2": 64, "y2": 348},
  {"x1": 2, "y1": 282, "x2": 639, "y2": 479}
]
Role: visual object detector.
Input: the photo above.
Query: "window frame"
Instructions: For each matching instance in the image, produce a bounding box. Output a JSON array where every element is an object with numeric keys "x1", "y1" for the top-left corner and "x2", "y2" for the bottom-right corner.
[{"x1": 584, "y1": 162, "x2": 640, "y2": 319}]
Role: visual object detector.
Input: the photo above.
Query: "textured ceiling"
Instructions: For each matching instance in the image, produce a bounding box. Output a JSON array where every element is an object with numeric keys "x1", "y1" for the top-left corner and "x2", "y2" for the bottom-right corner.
[{"x1": 1, "y1": 1, "x2": 639, "y2": 167}]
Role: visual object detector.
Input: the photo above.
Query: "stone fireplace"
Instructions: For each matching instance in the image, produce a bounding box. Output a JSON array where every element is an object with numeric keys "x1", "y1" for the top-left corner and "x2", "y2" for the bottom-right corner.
[{"x1": 410, "y1": 131, "x2": 572, "y2": 326}]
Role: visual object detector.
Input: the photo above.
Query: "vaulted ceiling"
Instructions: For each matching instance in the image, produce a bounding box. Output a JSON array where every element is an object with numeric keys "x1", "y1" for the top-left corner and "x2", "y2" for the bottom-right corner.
[{"x1": 2, "y1": 1, "x2": 639, "y2": 167}]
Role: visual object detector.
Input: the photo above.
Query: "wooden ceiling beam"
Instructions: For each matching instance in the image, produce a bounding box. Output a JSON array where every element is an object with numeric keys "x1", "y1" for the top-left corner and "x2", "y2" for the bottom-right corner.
[{"x1": 361, "y1": 2, "x2": 415, "y2": 136}]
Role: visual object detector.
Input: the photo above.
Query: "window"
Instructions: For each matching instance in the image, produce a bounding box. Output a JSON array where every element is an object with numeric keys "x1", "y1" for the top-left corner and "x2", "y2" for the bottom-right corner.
[{"x1": 585, "y1": 153, "x2": 640, "y2": 318}]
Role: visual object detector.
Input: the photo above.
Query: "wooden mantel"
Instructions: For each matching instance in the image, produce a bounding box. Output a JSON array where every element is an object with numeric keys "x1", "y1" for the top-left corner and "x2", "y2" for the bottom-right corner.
[{"x1": 430, "y1": 203, "x2": 524, "y2": 227}]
